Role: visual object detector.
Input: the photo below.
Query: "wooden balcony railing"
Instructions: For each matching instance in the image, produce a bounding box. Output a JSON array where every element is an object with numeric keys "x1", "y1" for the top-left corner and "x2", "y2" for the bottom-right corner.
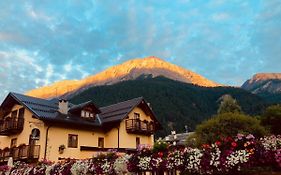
[
  {"x1": 0, "y1": 145, "x2": 40, "y2": 162},
  {"x1": 0, "y1": 118, "x2": 24, "y2": 135},
  {"x1": 125, "y1": 119, "x2": 154, "y2": 135}
]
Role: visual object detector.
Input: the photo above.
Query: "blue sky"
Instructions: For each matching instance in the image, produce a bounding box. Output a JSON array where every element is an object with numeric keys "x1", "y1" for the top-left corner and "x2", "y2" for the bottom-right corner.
[{"x1": 0, "y1": 0, "x2": 281, "y2": 100}]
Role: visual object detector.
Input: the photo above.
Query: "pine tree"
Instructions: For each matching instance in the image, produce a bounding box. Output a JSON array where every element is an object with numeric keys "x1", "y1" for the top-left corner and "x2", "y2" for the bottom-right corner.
[{"x1": 217, "y1": 94, "x2": 242, "y2": 114}]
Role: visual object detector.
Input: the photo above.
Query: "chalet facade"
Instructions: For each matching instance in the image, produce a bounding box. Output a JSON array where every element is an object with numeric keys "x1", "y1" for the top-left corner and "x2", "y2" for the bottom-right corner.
[{"x1": 0, "y1": 92, "x2": 161, "y2": 162}]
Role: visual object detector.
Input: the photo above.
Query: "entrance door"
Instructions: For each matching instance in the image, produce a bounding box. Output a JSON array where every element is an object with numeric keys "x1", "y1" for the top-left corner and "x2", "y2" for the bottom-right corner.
[{"x1": 28, "y1": 135, "x2": 36, "y2": 159}]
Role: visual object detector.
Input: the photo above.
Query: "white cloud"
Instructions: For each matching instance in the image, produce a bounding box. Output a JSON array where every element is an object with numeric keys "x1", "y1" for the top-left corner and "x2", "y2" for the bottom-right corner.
[{"x1": 212, "y1": 13, "x2": 230, "y2": 21}]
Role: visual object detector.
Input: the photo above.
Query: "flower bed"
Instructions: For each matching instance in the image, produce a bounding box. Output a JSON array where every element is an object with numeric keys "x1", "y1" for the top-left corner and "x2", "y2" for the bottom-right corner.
[{"x1": 0, "y1": 134, "x2": 280, "y2": 175}]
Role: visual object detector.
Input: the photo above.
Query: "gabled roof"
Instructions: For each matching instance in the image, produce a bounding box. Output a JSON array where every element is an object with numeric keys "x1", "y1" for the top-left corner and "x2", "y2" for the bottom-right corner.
[
  {"x1": 1, "y1": 92, "x2": 59, "y2": 119},
  {"x1": 99, "y1": 97, "x2": 144, "y2": 123},
  {"x1": 0, "y1": 92, "x2": 161, "y2": 130},
  {"x1": 0, "y1": 92, "x2": 100, "y2": 128},
  {"x1": 99, "y1": 97, "x2": 161, "y2": 129}
]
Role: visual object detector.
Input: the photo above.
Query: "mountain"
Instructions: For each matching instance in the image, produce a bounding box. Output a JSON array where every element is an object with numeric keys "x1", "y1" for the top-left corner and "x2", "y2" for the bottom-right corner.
[
  {"x1": 26, "y1": 56, "x2": 220, "y2": 99},
  {"x1": 69, "y1": 76, "x2": 266, "y2": 137},
  {"x1": 241, "y1": 73, "x2": 281, "y2": 103}
]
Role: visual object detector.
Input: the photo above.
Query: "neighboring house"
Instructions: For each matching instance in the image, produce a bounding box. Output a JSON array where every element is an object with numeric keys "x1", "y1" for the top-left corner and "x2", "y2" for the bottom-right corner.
[
  {"x1": 164, "y1": 131, "x2": 194, "y2": 146},
  {"x1": 0, "y1": 92, "x2": 161, "y2": 162}
]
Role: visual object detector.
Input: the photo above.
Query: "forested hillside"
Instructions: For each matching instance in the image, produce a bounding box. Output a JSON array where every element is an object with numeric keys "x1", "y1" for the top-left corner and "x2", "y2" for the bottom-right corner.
[{"x1": 70, "y1": 77, "x2": 266, "y2": 137}]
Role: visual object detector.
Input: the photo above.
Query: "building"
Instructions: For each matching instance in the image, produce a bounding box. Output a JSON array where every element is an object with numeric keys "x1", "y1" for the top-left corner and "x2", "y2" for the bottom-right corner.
[
  {"x1": 0, "y1": 92, "x2": 161, "y2": 162},
  {"x1": 164, "y1": 131, "x2": 194, "y2": 146}
]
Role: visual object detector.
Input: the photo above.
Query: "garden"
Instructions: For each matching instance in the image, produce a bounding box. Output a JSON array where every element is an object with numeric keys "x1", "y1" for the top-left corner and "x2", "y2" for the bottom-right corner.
[{"x1": 0, "y1": 133, "x2": 280, "y2": 175}]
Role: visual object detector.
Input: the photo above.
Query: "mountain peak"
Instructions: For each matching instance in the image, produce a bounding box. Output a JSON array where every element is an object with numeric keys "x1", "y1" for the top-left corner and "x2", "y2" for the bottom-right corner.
[
  {"x1": 241, "y1": 73, "x2": 281, "y2": 94},
  {"x1": 252, "y1": 73, "x2": 281, "y2": 81},
  {"x1": 26, "y1": 56, "x2": 220, "y2": 98}
]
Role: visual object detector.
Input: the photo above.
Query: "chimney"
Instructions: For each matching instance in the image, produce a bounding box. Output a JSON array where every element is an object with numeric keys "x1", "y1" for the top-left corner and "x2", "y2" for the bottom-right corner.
[
  {"x1": 147, "y1": 102, "x2": 152, "y2": 110},
  {"x1": 58, "y1": 99, "x2": 69, "y2": 114}
]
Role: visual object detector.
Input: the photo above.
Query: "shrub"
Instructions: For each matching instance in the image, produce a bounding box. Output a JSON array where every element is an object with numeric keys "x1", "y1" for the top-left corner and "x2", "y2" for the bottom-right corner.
[
  {"x1": 194, "y1": 113, "x2": 266, "y2": 144},
  {"x1": 152, "y1": 139, "x2": 168, "y2": 153},
  {"x1": 261, "y1": 104, "x2": 281, "y2": 135}
]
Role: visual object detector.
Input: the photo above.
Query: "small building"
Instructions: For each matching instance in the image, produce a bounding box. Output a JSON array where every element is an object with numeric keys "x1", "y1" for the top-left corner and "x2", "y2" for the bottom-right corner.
[
  {"x1": 0, "y1": 92, "x2": 161, "y2": 162},
  {"x1": 164, "y1": 131, "x2": 194, "y2": 146}
]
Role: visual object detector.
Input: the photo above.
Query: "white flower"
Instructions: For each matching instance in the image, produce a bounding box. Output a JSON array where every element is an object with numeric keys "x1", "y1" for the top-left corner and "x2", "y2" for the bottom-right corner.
[
  {"x1": 138, "y1": 156, "x2": 151, "y2": 170},
  {"x1": 225, "y1": 150, "x2": 250, "y2": 171}
]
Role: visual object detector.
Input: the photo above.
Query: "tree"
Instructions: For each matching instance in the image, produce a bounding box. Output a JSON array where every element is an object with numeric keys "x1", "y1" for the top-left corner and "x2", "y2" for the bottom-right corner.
[
  {"x1": 261, "y1": 104, "x2": 281, "y2": 135},
  {"x1": 217, "y1": 94, "x2": 242, "y2": 114},
  {"x1": 194, "y1": 113, "x2": 266, "y2": 145}
]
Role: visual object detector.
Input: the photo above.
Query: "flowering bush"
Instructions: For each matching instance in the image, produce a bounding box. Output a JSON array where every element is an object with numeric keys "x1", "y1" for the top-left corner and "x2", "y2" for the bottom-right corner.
[{"x1": 0, "y1": 134, "x2": 280, "y2": 175}]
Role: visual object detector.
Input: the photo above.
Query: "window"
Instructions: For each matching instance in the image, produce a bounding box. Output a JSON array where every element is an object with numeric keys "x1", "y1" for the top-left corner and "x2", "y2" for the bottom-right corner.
[
  {"x1": 98, "y1": 137, "x2": 104, "y2": 148},
  {"x1": 10, "y1": 138, "x2": 17, "y2": 148},
  {"x1": 136, "y1": 137, "x2": 140, "y2": 148},
  {"x1": 134, "y1": 113, "x2": 140, "y2": 120},
  {"x1": 11, "y1": 110, "x2": 18, "y2": 119},
  {"x1": 31, "y1": 128, "x2": 40, "y2": 140},
  {"x1": 18, "y1": 108, "x2": 25, "y2": 119},
  {"x1": 81, "y1": 110, "x2": 94, "y2": 118},
  {"x1": 68, "y1": 134, "x2": 78, "y2": 148}
]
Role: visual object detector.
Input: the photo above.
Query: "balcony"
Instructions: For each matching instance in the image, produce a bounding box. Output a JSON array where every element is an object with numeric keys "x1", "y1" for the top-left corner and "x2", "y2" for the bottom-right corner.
[
  {"x1": 0, "y1": 145, "x2": 40, "y2": 163},
  {"x1": 125, "y1": 119, "x2": 154, "y2": 135},
  {"x1": 0, "y1": 118, "x2": 24, "y2": 135}
]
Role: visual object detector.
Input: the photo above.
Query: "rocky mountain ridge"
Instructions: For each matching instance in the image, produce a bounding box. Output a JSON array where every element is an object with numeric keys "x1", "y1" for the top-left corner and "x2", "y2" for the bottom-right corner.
[
  {"x1": 241, "y1": 73, "x2": 281, "y2": 94},
  {"x1": 26, "y1": 56, "x2": 220, "y2": 98}
]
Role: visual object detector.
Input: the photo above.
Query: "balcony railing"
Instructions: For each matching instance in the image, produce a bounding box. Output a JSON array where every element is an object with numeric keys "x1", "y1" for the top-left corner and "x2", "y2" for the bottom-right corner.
[
  {"x1": 0, "y1": 145, "x2": 40, "y2": 163},
  {"x1": 0, "y1": 118, "x2": 24, "y2": 135},
  {"x1": 125, "y1": 119, "x2": 154, "y2": 135}
]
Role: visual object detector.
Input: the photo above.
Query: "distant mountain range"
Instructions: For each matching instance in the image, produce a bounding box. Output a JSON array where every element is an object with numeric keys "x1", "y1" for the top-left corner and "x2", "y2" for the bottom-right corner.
[
  {"x1": 24, "y1": 57, "x2": 281, "y2": 136},
  {"x1": 26, "y1": 56, "x2": 220, "y2": 99},
  {"x1": 241, "y1": 73, "x2": 281, "y2": 103}
]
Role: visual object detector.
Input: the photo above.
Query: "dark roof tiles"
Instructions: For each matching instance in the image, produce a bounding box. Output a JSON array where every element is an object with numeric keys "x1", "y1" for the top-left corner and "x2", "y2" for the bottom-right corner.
[
  {"x1": 0, "y1": 93, "x2": 159, "y2": 130},
  {"x1": 99, "y1": 97, "x2": 143, "y2": 123}
]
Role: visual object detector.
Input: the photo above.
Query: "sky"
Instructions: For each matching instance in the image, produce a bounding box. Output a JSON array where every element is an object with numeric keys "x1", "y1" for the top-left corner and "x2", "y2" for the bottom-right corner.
[{"x1": 0, "y1": 0, "x2": 281, "y2": 100}]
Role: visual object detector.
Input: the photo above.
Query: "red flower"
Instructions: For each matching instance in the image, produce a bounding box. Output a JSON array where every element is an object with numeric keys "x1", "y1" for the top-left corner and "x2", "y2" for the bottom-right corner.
[
  {"x1": 202, "y1": 144, "x2": 210, "y2": 149},
  {"x1": 158, "y1": 152, "x2": 163, "y2": 157},
  {"x1": 215, "y1": 141, "x2": 221, "y2": 146},
  {"x1": 231, "y1": 142, "x2": 237, "y2": 147},
  {"x1": 227, "y1": 136, "x2": 233, "y2": 142}
]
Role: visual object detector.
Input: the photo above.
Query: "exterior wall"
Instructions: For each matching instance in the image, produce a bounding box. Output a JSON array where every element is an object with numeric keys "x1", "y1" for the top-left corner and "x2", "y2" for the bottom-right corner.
[
  {"x1": 0, "y1": 104, "x2": 47, "y2": 160},
  {"x1": 105, "y1": 107, "x2": 154, "y2": 149},
  {"x1": 0, "y1": 105, "x2": 156, "y2": 162},
  {"x1": 46, "y1": 127, "x2": 105, "y2": 161}
]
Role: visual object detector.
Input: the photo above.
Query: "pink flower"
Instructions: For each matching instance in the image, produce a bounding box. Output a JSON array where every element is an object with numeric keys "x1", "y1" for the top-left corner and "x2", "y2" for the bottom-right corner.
[
  {"x1": 237, "y1": 133, "x2": 244, "y2": 140},
  {"x1": 246, "y1": 134, "x2": 255, "y2": 140}
]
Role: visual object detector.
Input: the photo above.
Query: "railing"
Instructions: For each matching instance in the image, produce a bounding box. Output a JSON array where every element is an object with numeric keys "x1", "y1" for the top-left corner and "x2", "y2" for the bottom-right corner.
[
  {"x1": 0, "y1": 118, "x2": 24, "y2": 135},
  {"x1": 0, "y1": 145, "x2": 40, "y2": 162},
  {"x1": 125, "y1": 119, "x2": 154, "y2": 135}
]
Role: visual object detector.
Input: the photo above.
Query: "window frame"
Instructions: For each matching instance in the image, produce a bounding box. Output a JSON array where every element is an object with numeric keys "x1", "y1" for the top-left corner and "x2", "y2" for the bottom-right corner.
[
  {"x1": 136, "y1": 137, "x2": 140, "y2": 148},
  {"x1": 68, "y1": 134, "x2": 78, "y2": 148},
  {"x1": 134, "y1": 113, "x2": 140, "y2": 120},
  {"x1": 98, "y1": 137, "x2": 104, "y2": 148},
  {"x1": 18, "y1": 108, "x2": 25, "y2": 119},
  {"x1": 10, "y1": 138, "x2": 17, "y2": 148}
]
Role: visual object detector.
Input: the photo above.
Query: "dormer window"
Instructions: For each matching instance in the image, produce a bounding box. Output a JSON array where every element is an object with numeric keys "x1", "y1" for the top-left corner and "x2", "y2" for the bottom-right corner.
[{"x1": 81, "y1": 110, "x2": 95, "y2": 119}]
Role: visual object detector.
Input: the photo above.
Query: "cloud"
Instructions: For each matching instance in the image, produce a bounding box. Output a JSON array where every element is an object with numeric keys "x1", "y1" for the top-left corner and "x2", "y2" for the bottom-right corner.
[
  {"x1": 212, "y1": 13, "x2": 230, "y2": 21},
  {"x1": 0, "y1": 0, "x2": 281, "y2": 101}
]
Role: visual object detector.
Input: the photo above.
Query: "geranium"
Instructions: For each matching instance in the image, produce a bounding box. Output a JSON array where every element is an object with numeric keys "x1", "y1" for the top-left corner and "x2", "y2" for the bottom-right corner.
[
  {"x1": 185, "y1": 148, "x2": 203, "y2": 174},
  {"x1": 137, "y1": 156, "x2": 151, "y2": 171},
  {"x1": 113, "y1": 154, "x2": 131, "y2": 175},
  {"x1": 225, "y1": 150, "x2": 251, "y2": 171}
]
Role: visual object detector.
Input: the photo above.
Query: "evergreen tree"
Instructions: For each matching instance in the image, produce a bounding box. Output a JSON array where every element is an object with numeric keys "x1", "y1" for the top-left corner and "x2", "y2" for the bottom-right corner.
[{"x1": 217, "y1": 94, "x2": 242, "y2": 114}]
